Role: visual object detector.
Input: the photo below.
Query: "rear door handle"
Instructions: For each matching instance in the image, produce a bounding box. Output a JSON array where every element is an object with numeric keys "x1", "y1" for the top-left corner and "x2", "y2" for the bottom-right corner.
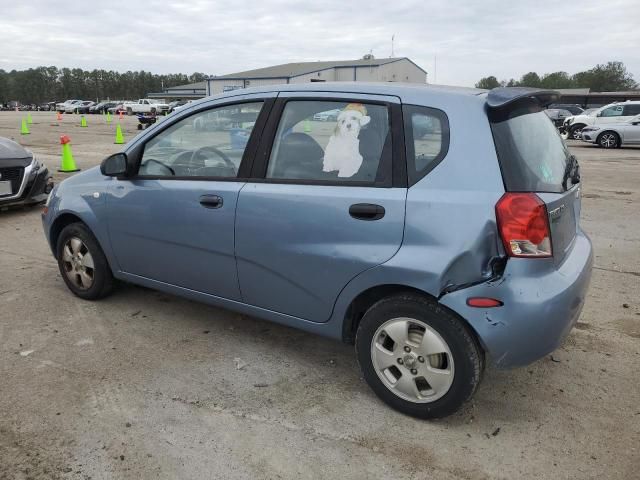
[
  {"x1": 349, "y1": 203, "x2": 385, "y2": 221},
  {"x1": 199, "y1": 195, "x2": 223, "y2": 209}
]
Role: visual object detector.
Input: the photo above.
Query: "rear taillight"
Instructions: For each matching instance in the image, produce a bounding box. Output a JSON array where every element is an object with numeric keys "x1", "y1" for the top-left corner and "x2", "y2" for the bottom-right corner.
[{"x1": 495, "y1": 193, "x2": 552, "y2": 258}]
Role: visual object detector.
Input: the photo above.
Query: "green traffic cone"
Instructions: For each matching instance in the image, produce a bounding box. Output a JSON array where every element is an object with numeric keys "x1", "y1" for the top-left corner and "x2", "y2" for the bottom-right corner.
[
  {"x1": 106, "y1": 111, "x2": 111, "y2": 124},
  {"x1": 114, "y1": 123, "x2": 124, "y2": 144},
  {"x1": 27, "y1": 112, "x2": 33, "y2": 124},
  {"x1": 304, "y1": 119, "x2": 312, "y2": 133},
  {"x1": 58, "y1": 135, "x2": 80, "y2": 172},
  {"x1": 80, "y1": 115, "x2": 88, "y2": 127},
  {"x1": 20, "y1": 118, "x2": 30, "y2": 135}
]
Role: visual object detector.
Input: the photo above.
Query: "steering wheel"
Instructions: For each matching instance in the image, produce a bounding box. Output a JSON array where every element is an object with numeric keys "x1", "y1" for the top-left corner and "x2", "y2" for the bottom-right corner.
[
  {"x1": 192, "y1": 146, "x2": 235, "y2": 169},
  {"x1": 141, "y1": 158, "x2": 175, "y2": 176}
]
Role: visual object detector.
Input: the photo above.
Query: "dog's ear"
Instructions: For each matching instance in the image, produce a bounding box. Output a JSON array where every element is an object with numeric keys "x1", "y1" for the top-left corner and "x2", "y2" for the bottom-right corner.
[{"x1": 359, "y1": 115, "x2": 371, "y2": 127}]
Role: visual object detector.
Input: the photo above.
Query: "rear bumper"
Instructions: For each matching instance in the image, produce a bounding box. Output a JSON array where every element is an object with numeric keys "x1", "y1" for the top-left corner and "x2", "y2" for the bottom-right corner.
[
  {"x1": 440, "y1": 230, "x2": 593, "y2": 368},
  {"x1": 581, "y1": 133, "x2": 598, "y2": 143}
]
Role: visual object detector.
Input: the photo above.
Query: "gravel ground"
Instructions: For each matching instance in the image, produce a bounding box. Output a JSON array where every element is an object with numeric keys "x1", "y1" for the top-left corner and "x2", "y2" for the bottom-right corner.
[{"x1": 1, "y1": 111, "x2": 639, "y2": 479}]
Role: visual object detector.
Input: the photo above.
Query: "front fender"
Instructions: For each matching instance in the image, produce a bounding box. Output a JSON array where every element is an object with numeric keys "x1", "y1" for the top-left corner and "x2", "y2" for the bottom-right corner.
[{"x1": 42, "y1": 169, "x2": 120, "y2": 272}]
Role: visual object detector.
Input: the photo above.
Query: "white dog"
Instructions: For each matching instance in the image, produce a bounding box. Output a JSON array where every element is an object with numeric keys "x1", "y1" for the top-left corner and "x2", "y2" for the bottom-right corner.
[{"x1": 323, "y1": 105, "x2": 370, "y2": 178}]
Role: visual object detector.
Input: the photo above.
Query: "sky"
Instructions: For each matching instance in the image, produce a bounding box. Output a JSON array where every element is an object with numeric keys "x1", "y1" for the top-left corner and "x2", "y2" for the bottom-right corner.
[{"x1": 1, "y1": 0, "x2": 639, "y2": 87}]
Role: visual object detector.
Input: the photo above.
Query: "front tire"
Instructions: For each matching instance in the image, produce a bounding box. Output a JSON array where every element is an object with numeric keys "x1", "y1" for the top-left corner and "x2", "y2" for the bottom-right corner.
[
  {"x1": 356, "y1": 293, "x2": 483, "y2": 419},
  {"x1": 597, "y1": 131, "x2": 620, "y2": 149},
  {"x1": 569, "y1": 124, "x2": 586, "y2": 140},
  {"x1": 56, "y1": 223, "x2": 114, "y2": 300}
]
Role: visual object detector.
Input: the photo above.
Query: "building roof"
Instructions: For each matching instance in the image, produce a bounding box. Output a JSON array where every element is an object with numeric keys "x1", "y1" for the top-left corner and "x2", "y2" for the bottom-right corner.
[
  {"x1": 210, "y1": 58, "x2": 426, "y2": 80},
  {"x1": 164, "y1": 81, "x2": 206, "y2": 92}
]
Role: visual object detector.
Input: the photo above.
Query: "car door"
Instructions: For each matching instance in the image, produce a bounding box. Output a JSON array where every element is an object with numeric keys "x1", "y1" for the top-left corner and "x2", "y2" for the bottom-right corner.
[
  {"x1": 235, "y1": 93, "x2": 407, "y2": 323},
  {"x1": 621, "y1": 114, "x2": 640, "y2": 143},
  {"x1": 106, "y1": 94, "x2": 274, "y2": 300},
  {"x1": 595, "y1": 104, "x2": 626, "y2": 125}
]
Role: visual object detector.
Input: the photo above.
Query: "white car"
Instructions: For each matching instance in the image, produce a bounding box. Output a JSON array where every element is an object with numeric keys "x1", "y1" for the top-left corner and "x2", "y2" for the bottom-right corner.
[
  {"x1": 123, "y1": 99, "x2": 171, "y2": 115},
  {"x1": 580, "y1": 114, "x2": 640, "y2": 148},
  {"x1": 56, "y1": 99, "x2": 81, "y2": 113},
  {"x1": 564, "y1": 101, "x2": 640, "y2": 140}
]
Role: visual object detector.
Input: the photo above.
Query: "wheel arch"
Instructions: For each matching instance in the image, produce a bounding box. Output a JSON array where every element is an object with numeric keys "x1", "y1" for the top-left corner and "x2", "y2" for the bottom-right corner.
[
  {"x1": 341, "y1": 284, "x2": 485, "y2": 357},
  {"x1": 596, "y1": 130, "x2": 621, "y2": 146}
]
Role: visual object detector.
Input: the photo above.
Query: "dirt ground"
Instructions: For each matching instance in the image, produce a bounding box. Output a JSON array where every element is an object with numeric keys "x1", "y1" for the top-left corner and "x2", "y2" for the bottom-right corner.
[{"x1": 1, "y1": 111, "x2": 638, "y2": 479}]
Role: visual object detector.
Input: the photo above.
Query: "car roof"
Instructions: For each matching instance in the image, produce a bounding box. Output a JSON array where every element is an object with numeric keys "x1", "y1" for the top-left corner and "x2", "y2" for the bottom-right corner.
[{"x1": 196, "y1": 81, "x2": 487, "y2": 107}]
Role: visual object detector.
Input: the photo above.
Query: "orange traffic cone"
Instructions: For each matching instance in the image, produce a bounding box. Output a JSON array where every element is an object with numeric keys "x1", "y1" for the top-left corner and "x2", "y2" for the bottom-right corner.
[
  {"x1": 119, "y1": 110, "x2": 124, "y2": 120},
  {"x1": 57, "y1": 111, "x2": 62, "y2": 121}
]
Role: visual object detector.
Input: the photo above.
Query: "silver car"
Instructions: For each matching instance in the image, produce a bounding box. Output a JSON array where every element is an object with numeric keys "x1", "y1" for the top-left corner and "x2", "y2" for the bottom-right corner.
[{"x1": 581, "y1": 114, "x2": 640, "y2": 148}]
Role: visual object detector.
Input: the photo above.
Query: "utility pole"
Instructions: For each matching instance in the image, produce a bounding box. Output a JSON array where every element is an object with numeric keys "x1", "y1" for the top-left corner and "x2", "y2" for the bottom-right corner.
[
  {"x1": 391, "y1": 34, "x2": 395, "y2": 57},
  {"x1": 434, "y1": 54, "x2": 437, "y2": 84}
]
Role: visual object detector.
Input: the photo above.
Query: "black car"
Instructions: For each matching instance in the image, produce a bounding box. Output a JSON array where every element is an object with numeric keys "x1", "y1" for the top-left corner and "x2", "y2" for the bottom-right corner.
[
  {"x1": 0, "y1": 137, "x2": 53, "y2": 208},
  {"x1": 90, "y1": 101, "x2": 118, "y2": 114},
  {"x1": 548, "y1": 104, "x2": 584, "y2": 115},
  {"x1": 75, "y1": 101, "x2": 96, "y2": 114}
]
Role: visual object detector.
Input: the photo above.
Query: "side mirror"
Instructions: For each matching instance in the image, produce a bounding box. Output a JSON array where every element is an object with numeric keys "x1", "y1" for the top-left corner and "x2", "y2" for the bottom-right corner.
[
  {"x1": 100, "y1": 153, "x2": 128, "y2": 177},
  {"x1": 596, "y1": 112, "x2": 602, "y2": 117}
]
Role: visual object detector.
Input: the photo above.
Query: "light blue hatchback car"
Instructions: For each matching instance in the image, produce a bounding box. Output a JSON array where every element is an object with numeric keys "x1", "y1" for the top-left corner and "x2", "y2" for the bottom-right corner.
[{"x1": 42, "y1": 83, "x2": 592, "y2": 418}]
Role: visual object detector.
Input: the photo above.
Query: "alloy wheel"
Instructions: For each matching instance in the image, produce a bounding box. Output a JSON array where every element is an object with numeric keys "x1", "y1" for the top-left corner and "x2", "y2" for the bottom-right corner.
[
  {"x1": 370, "y1": 317, "x2": 455, "y2": 403},
  {"x1": 61, "y1": 236, "x2": 95, "y2": 290},
  {"x1": 600, "y1": 133, "x2": 617, "y2": 148}
]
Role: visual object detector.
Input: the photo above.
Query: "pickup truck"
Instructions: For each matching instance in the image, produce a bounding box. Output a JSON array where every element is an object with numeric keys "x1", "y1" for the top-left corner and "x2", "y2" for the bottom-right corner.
[{"x1": 122, "y1": 99, "x2": 170, "y2": 115}]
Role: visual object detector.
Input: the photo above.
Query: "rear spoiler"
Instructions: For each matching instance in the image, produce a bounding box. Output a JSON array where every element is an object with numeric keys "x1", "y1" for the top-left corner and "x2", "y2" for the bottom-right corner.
[
  {"x1": 486, "y1": 88, "x2": 560, "y2": 121},
  {"x1": 486, "y1": 87, "x2": 560, "y2": 109}
]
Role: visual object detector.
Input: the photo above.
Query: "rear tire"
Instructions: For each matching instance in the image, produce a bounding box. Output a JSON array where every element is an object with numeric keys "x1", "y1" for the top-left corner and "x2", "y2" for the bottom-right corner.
[
  {"x1": 56, "y1": 223, "x2": 114, "y2": 300},
  {"x1": 597, "y1": 131, "x2": 620, "y2": 149},
  {"x1": 355, "y1": 293, "x2": 483, "y2": 419}
]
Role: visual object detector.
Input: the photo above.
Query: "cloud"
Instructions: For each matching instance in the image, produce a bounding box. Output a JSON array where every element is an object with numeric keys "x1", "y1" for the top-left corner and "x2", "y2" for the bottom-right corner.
[{"x1": 0, "y1": 0, "x2": 638, "y2": 86}]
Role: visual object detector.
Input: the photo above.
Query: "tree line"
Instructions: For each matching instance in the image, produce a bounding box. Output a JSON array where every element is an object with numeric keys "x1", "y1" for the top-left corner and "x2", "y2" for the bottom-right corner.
[
  {"x1": 475, "y1": 61, "x2": 637, "y2": 91},
  {"x1": 0, "y1": 67, "x2": 209, "y2": 104}
]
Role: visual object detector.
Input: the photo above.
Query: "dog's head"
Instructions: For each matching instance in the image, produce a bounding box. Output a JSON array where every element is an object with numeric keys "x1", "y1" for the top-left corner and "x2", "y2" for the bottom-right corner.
[{"x1": 335, "y1": 104, "x2": 370, "y2": 137}]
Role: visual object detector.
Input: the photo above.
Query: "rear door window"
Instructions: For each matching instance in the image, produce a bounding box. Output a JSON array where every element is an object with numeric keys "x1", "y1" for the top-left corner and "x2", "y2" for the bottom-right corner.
[
  {"x1": 623, "y1": 104, "x2": 640, "y2": 116},
  {"x1": 490, "y1": 107, "x2": 572, "y2": 193},
  {"x1": 265, "y1": 100, "x2": 391, "y2": 184}
]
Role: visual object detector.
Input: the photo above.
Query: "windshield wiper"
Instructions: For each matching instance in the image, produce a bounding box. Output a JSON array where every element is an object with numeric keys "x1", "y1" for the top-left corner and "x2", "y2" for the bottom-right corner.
[{"x1": 562, "y1": 154, "x2": 580, "y2": 191}]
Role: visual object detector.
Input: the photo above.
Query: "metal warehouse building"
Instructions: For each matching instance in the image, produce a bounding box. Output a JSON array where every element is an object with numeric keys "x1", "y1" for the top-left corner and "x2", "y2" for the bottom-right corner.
[{"x1": 206, "y1": 57, "x2": 427, "y2": 96}]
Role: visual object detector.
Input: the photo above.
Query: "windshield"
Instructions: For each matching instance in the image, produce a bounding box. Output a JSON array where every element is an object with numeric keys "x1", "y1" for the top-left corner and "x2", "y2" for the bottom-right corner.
[{"x1": 491, "y1": 109, "x2": 573, "y2": 193}]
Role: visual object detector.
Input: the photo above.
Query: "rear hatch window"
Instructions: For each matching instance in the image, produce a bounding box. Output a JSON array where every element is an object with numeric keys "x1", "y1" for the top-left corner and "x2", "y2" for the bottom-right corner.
[
  {"x1": 491, "y1": 106, "x2": 571, "y2": 193},
  {"x1": 490, "y1": 105, "x2": 580, "y2": 262}
]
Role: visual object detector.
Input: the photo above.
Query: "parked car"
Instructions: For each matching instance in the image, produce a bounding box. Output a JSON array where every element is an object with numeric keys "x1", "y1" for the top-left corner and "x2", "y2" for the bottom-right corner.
[
  {"x1": 107, "y1": 103, "x2": 127, "y2": 115},
  {"x1": 38, "y1": 102, "x2": 57, "y2": 111},
  {"x1": 548, "y1": 104, "x2": 584, "y2": 115},
  {"x1": 0, "y1": 137, "x2": 53, "y2": 208},
  {"x1": 42, "y1": 84, "x2": 591, "y2": 419},
  {"x1": 313, "y1": 108, "x2": 341, "y2": 121},
  {"x1": 66, "y1": 100, "x2": 94, "y2": 114},
  {"x1": 89, "y1": 101, "x2": 119, "y2": 114},
  {"x1": 544, "y1": 108, "x2": 572, "y2": 128},
  {"x1": 56, "y1": 100, "x2": 82, "y2": 113},
  {"x1": 564, "y1": 101, "x2": 640, "y2": 140},
  {"x1": 122, "y1": 99, "x2": 171, "y2": 115},
  {"x1": 580, "y1": 114, "x2": 640, "y2": 148},
  {"x1": 167, "y1": 100, "x2": 192, "y2": 113}
]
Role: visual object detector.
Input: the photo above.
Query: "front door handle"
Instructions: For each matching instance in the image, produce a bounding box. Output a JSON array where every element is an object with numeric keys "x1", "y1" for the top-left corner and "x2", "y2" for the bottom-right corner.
[
  {"x1": 199, "y1": 195, "x2": 223, "y2": 209},
  {"x1": 349, "y1": 203, "x2": 385, "y2": 221}
]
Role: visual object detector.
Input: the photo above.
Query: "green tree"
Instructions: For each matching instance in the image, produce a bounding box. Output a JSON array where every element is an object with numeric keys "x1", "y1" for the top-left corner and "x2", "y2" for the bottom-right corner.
[
  {"x1": 539, "y1": 71, "x2": 574, "y2": 89},
  {"x1": 572, "y1": 61, "x2": 637, "y2": 91},
  {"x1": 518, "y1": 72, "x2": 541, "y2": 88},
  {"x1": 475, "y1": 76, "x2": 501, "y2": 89}
]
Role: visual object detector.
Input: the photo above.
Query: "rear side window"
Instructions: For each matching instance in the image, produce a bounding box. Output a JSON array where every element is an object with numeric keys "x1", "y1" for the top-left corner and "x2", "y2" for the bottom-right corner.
[
  {"x1": 403, "y1": 105, "x2": 449, "y2": 185},
  {"x1": 491, "y1": 107, "x2": 570, "y2": 193},
  {"x1": 623, "y1": 104, "x2": 640, "y2": 116},
  {"x1": 266, "y1": 100, "x2": 391, "y2": 184}
]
